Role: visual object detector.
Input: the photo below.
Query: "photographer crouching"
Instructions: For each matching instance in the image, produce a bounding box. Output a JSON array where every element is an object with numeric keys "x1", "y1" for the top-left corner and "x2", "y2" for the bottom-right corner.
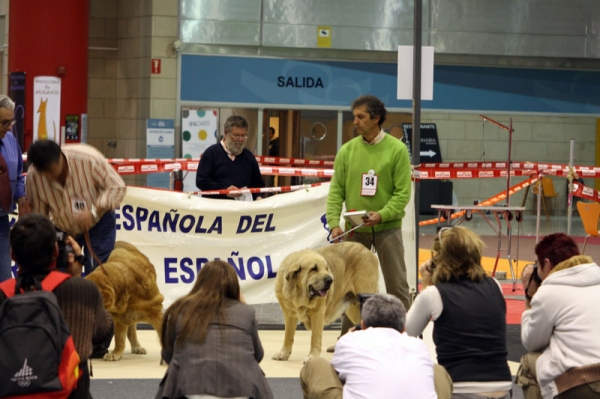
[
  {"x1": 0, "y1": 213, "x2": 113, "y2": 399},
  {"x1": 299, "y1": 293, "x2": 452, "y2": 399},
  {"x1": 517, "y1": 233, "x2": 600, "y2": 399}
]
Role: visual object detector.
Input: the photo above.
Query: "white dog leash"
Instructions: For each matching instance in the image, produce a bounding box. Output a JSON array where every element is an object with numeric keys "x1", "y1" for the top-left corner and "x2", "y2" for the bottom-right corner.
[{"x1": 308, "y1": 223, "x2": 369, "y2": 251}]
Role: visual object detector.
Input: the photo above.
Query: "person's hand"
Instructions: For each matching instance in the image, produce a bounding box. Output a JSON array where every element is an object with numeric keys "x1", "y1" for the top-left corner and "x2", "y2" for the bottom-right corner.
[
  {"x1": 74, "y1": 209, "x2": 95, "y2": 231},
  {"x1": 16, "y1": 197, "x2": 31, "y2": 215},
  {"x1": 362, "y1": 211, "x2": 382, "y2": 227},
  {"x1": 330, "y1": 227, "x2": 344, "y2": 243},
  {"x1": 522, "y1": 263, "x2": 540, "y2": 305},
  {"x1": 226, "y1": 185, "x2": 242, "y2": 198},
  {"x1": 419, "y1": 259, "x2": 434, "y2": 288},
  {"x1": 65, "y1": 236, "x2": 83, "y2": 277}
]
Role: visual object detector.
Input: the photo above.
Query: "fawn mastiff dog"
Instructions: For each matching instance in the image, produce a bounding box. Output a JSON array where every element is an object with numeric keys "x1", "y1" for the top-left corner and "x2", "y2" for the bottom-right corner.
[
  {"x1": 272, "y1": 241, "x2": 379, "y2": 360},
  {"x1": 86, "y1": 241, "x2": 164, "y2": 361}
]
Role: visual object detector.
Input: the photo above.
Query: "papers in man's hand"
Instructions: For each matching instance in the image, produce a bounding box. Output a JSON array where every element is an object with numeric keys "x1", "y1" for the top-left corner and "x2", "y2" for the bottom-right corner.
[{"x1": 344, "y1": 210, "x2": 368, "y2": 227}]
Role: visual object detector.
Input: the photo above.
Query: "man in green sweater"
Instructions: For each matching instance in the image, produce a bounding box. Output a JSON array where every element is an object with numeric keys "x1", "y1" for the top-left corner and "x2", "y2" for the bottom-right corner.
[{"x1": 327, "y1": 95, "x2": 412, "y2": 333}]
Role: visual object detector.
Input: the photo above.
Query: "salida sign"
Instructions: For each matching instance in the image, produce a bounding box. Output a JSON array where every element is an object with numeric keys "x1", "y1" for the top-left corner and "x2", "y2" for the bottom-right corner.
[{"x1": 277, "y1": 76, "x2": 324, "y2": 88}]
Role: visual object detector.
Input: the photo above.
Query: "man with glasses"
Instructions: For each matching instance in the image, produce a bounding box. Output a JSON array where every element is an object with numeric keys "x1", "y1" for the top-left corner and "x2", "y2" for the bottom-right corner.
[
  {"x1": 196, "y1": 115, "x2": 265, "y2": 200},
  {"x1": 0, "y1": 95, "x2": 29, "y2": 282}
]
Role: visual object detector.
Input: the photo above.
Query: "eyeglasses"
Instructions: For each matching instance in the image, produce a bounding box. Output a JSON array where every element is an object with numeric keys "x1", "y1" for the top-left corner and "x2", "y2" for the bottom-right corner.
[{"x1": 0, "y1": 119, "x2": 15, "y2": 129}]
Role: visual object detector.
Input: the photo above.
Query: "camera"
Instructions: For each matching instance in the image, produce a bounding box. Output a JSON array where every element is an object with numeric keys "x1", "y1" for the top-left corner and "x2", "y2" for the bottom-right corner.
[
  {"x1": 353, "y1": 293, "x2": 375, "y2": 331},
  {"x1": 357, "y1": 293, "x2": 375, "y2": 312},
  {"x1": 56, "y1": 231, "x2": 74, "y2": 271},
  {"x1": 531, "y1": 262, "x2": 542, "y2": 285}
]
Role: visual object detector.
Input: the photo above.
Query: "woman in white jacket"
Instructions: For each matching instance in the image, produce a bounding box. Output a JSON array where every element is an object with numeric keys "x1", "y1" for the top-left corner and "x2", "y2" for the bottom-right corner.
[{"x1": 518, "y1": 232, "x2": 600, "y2": 399}]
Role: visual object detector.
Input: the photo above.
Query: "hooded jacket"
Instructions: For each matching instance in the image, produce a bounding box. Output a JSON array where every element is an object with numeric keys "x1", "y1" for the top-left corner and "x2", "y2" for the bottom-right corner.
[{"x1": 521, "y1": 255, "x2": 600, "y2": 399}]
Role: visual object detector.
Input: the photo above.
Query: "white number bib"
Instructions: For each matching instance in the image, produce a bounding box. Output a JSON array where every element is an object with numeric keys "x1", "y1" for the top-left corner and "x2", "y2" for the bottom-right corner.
[
  {"x1": 361, "y1": 172, "x2": 378, "y2": 196},
  {"x1": 71, "y1": 198, "x2": 88, "y2": 215}
]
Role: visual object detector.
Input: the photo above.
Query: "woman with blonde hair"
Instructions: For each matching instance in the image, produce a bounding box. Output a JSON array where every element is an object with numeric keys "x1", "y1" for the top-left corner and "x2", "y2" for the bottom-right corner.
[
  {"x1": 155, "y1": 260, "x2": 273, "y2": 399},
  {"x1": 406, "y1": 226, "x2": 512, "y2": 399}
]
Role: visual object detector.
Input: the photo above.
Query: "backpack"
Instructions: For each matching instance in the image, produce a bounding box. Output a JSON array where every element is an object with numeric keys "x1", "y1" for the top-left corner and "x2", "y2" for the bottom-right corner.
[{"x1": 0, "y1": 271, "x2": 81, "y2": 399}]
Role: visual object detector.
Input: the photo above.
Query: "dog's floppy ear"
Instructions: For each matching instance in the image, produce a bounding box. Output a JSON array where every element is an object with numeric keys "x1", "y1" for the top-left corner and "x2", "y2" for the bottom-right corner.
[{"x1": 285, "y1": 263, "x2": 302, "y2": 283}]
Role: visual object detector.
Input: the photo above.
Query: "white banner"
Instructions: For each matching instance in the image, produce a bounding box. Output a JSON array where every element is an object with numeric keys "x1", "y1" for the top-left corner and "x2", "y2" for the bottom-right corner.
[
  {"x1": 9, "y1": 183, "x2": 417, "y2": 308},
  {"x1": 115, "y1": 183, "x2": 417, "y2": 307},
  {"x1": 33, "y1": 76, "x2": 62, "y2": 143}
]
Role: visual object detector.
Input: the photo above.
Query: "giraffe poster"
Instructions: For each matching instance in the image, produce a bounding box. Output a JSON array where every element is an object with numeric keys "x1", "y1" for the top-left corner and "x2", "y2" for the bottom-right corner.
[{"x1": 33, "y1": 76, "x2": 61, "y2": 143}]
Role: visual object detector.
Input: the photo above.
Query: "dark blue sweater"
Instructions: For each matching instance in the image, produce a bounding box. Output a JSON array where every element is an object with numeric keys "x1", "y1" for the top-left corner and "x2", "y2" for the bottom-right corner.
[{"x1": 196, "y1": 143, "x2": 265, "y2": 200}]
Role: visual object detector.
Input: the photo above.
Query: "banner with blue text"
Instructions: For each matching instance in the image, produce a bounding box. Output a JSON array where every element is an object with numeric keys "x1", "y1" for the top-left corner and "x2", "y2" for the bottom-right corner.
[{"x1": 115, "y1": 185, "x2": 331, "y2": 307}]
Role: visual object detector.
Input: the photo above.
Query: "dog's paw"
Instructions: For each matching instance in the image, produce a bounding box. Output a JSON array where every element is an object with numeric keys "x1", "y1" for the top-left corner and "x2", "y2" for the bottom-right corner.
[
  {"x1": 103, "y1": 352, "x2": 123, "y2": 361},
  {"x1": 131, "y1": 346, "x2": 147, "y2": 355},
  {"x1": 272, "y1": 351, "x2": 291, "y2": 361}
]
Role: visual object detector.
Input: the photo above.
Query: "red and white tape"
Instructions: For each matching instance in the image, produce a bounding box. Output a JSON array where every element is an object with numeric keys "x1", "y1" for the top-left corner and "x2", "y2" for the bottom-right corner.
[{"x1": 418, "y1": 176, "x2": 539, "y2": 226}]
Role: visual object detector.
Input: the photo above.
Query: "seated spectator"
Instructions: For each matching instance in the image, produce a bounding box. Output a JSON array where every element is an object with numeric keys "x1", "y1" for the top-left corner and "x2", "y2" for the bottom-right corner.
[
  {"x1": 517, "y1": 233, "x2": 600, "y2": 399},
  {"x1": 300, "y1": 293, "x2": 452, "y2": 399},
  {"x1": 0, "y1": 213, "x2": 113, "y2": 399},
  {"x1": 406, "y1": 226, "x2": 512, "y2": 398},
  {"x1": 156, "y1": 260, "x2": 273, "y2": 399}
]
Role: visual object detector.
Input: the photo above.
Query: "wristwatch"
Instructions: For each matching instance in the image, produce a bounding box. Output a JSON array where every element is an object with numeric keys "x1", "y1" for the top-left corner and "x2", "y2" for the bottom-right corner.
[{"x1": 74, "y1": 254, "x2": 86, "y2": 265}]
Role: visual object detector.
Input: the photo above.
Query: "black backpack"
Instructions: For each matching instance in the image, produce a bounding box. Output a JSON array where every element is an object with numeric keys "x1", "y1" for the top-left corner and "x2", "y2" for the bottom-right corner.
[{"x1": 0, "y1": 271, "x2": 81, "y2": 398}]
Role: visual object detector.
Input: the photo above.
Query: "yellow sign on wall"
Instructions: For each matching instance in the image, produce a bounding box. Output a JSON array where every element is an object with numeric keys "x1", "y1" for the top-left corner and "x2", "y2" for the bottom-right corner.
[{"x1": 317, "y1": 26, "x2": 331, "y2": 48}]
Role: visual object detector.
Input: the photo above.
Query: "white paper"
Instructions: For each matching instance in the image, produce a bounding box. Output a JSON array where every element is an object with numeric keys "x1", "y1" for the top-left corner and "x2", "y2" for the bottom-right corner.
[{"x1": 397, "y1": 46, "x2": 434, "y2": 100}]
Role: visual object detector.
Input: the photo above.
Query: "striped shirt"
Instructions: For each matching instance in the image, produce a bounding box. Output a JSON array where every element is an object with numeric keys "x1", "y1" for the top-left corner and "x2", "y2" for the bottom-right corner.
[{"x1": 26, "y1": 144, "x2": 126, "y2": 235}]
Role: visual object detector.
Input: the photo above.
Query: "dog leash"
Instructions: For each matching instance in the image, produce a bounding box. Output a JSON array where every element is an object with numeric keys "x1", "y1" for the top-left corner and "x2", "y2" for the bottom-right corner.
[{"x1": 84, "y1": 230, "x2": 108, "y2": 274}]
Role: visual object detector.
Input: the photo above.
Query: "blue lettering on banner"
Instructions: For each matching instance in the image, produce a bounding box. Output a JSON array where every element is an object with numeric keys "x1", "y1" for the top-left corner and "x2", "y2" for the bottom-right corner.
[
  {"x1": 164, "y1": 254, "x2": 276, "y2": 284},
  {"x1": 236, "y1": 214, "x2": 276, "y2": 234},
  {"x1": 115, "y1": 205, "x2": 223, "y2": 234}
]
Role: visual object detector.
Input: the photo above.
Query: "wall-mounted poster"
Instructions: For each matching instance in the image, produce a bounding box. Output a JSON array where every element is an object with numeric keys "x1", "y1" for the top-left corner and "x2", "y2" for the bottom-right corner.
[
  {"x1": 65, "y1": 114, "x2": 79, "y2": 142},
  {"x1": 8, "y1": 72, "x2": 26, "y2": 149},
  {"x1": 33, "y1": 76, "x2": 61, "y2": 143},
  {"x1": 146, "y1": 118, "x2": 175, "y2": 189},
  {"x1": 181, "y1": 109, "x2": 218, "y2": 192}
]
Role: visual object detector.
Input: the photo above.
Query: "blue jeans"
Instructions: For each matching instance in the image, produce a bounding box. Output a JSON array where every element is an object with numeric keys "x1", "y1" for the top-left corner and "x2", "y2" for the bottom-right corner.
[
  {"x1": 75, "y1": 211, "x2": 116, "y2": 276},
  {"x1": 0, "y1": 215, "x2": 12, "y2": 282}
]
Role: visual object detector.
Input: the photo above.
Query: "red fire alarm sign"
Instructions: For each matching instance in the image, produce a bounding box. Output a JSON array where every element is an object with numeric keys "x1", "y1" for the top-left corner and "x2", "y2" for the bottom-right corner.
[{"x1": 151, "y1": 59, "x2": 161, "y2": 74}]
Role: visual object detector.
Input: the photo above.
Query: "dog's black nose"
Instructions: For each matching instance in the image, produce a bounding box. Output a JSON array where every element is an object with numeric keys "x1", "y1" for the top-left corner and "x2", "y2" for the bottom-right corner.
[{"x1": 324, "y1": 276, "x2": 333, "y2": 286}]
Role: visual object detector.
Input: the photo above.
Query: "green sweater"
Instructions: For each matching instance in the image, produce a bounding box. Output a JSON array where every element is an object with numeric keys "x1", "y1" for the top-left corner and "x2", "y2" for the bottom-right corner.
[{"x1": 326, "y1": 134, "x2": 412, "y2": 233}]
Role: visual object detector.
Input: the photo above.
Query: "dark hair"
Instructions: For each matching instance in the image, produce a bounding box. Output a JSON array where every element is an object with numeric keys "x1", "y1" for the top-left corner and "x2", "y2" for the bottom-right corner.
[
  {"x1": 269, "y1": 127, "x2": 275, "y2": 134},
  {"x1": 160, "y1": 260, "x2": 241, "y2": 350},
  {"x1": 361, "y1": 293, "x2": 406, "y2": 332},
  {"x1": 351, "y1": 95, "x2": 387, "y2": 127},
  {"x1": 27, "y1": 140, "x2": 62, "y2": 171},
  {"x1": 535, "y1": 233, "x2": 580, "y2": 268},
  {"x1": 10, "y1": 213, "x2": 57, "y2": 273}
]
